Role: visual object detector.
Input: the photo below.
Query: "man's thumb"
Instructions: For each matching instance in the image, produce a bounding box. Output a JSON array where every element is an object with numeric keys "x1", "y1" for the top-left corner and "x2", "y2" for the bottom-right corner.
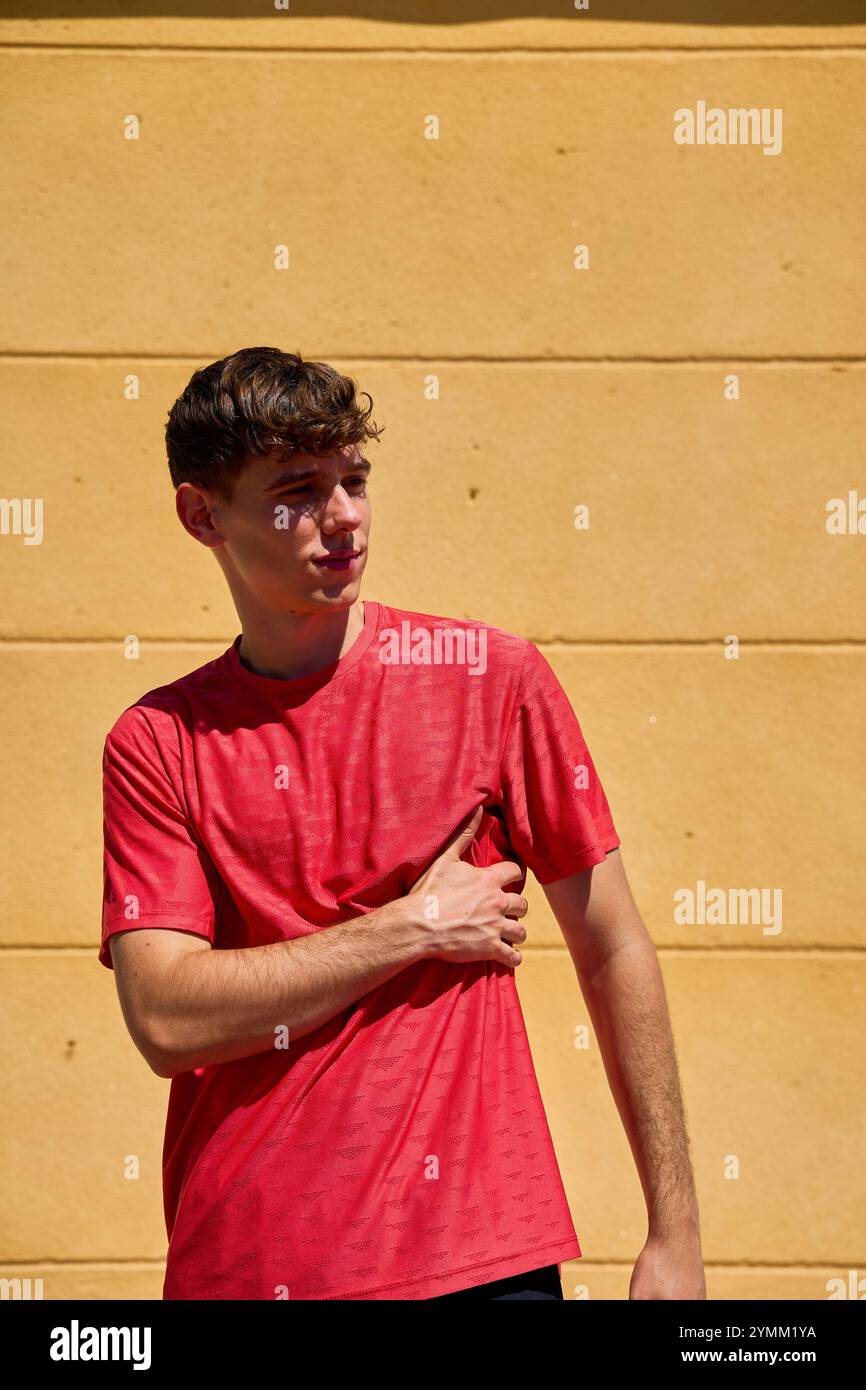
[{"x1": 437, "y1": 803, "x2": 484, "y2": 861}]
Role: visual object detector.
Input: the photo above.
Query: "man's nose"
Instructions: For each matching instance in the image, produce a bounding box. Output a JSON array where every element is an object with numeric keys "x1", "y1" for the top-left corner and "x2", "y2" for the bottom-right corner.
[{"x1": 322, "y1": 484, "x2": 363, "y2": 528}]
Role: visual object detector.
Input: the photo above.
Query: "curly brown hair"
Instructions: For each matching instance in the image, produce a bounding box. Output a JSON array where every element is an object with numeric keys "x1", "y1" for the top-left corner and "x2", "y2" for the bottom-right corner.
[{"x1": 166, "y1": 346, "x2": 384, "y2": 503}]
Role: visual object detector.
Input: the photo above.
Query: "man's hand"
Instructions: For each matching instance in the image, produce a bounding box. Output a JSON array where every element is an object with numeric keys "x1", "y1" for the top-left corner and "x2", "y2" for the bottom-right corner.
[
  {"x1": 406, "y1": 803, "x2": 528, "y2": 968},
  {"x1": 629, "y1": 1229, "x2": 708, "y2": 1300}
]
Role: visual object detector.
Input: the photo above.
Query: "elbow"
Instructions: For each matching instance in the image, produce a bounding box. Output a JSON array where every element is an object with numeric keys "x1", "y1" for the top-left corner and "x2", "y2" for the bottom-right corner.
[
  {"x1": 148, "y1": 1049, "x2": 180, "y2": 1080},
  {"x1": 147, "y1": 1033, "x2": 192, "y2": 1080},
  {"x1": 147, "y1": 1046, "x2": 189, "y2": 1081},
  {"x1": 136, "y1": 1019, "x2": 187, "y2": 1080}
]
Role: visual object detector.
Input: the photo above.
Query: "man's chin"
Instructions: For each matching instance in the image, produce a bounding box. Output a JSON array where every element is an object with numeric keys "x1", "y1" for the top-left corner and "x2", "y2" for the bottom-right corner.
[{"x1": 305, "y1": 582, "x2": 363, "y2": 608}]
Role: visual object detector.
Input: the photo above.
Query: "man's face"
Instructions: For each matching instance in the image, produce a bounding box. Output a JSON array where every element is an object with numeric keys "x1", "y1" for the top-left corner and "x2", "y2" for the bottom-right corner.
[{"x1": 203, "y1": 445, "x2": 371, "y2": 614}]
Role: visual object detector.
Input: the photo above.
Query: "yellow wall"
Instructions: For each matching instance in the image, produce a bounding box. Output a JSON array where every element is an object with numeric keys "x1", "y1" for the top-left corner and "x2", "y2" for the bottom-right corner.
[{"x1": 2, "y1": 6, "x2": 864, "y2": 1301}]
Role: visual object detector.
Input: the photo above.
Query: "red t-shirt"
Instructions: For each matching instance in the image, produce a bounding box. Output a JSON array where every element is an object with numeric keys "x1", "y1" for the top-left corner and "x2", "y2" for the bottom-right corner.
[{"x1": 100, "y1": 599, "x2": 621, "y2": 1300}]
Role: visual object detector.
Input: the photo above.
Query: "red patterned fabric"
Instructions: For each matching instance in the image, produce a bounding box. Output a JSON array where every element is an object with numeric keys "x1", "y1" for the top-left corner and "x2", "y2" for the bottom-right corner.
[{"x1": 100, "y1": 600, "x2": 620, "y2": 1299}]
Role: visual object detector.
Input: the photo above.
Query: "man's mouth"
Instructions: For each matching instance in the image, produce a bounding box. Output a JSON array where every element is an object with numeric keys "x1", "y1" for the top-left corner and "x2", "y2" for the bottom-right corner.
[{"x1": 313, "y1": 549, "x2": 362, "y2": 569}]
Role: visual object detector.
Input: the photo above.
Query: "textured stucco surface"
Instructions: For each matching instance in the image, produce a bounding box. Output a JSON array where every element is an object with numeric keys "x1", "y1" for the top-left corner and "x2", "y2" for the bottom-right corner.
[{"x1": 1, "y1": 8, "x2": 863, "y2": 1301}]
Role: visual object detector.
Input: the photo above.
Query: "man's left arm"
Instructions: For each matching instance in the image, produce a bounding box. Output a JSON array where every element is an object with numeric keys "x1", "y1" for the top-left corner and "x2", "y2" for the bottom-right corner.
[{"x1": 543, "y1": 848, "x2": 707, "y2": 1300}]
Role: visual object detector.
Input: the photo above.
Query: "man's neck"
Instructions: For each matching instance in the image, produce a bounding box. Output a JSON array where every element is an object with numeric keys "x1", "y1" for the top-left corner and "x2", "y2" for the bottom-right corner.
[{"x1": 237, "y1": 600, "x2": 365, "y2": 681}]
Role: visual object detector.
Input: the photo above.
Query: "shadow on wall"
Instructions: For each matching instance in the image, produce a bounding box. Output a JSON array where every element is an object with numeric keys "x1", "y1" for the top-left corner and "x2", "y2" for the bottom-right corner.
[{"x1": 1, "y1": 1, "x2": 864, "y2": 27}]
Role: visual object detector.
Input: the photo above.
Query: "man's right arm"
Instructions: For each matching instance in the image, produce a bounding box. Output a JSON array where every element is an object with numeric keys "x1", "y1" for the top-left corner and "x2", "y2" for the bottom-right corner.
[
  {"x1": 110, "y1": 898, "x2": 427, "y2": 1079},
  {"x1": 110, "y1": 804, "x2": 529, "y2": 1080}
]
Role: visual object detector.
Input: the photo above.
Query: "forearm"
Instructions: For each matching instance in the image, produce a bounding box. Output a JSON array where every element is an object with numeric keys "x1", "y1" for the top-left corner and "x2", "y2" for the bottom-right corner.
[
  {"x1": 575, "y1": 935, "x2": 701, "y2": 1237},
  {"x1": 152, "y1": 899, "x2": 426, "y2": 1078}
]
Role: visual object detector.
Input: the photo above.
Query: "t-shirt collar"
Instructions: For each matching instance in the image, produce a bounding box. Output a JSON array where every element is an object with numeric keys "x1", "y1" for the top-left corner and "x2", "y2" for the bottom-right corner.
[{"x1": 225, "y1": 599, "x2": 381, "y2": 698}]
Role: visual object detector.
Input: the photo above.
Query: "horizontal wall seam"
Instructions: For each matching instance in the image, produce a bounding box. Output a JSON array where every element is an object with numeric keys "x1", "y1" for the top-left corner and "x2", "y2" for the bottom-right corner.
[
  {"x1": 2, "y1": 946, "x2": 864, "y2": 958},
  {"x1": 1, "y1": 45, "x2": 866, "y2": 58},
  {"x1": 1, "y1": 641, "x2": 865, "y2": 651},
  {"x1": 0, "y1": 1257, "x2": 859, "y2": 1270},
  {"x1": 2, "y1": 355, "x2": 866, "y2": 366}
]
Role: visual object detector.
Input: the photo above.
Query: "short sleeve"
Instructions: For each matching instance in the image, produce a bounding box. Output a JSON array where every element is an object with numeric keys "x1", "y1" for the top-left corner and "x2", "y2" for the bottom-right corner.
[
  {"x1": 99, "y1": 707, "x2": 222, "y2": 970},
  {"x1": 499, "y1": 642, "x2": 620, "y2": 884}
]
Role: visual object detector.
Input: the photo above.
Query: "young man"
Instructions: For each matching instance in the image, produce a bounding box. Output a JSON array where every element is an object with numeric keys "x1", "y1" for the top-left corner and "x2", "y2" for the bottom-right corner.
[{"x1": 100, "y1": 346, "x2": 706, "y2": 1301}]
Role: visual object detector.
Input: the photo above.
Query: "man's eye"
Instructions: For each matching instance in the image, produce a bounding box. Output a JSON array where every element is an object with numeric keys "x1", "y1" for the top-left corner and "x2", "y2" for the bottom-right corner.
[{"x1": 275, "y1": 478, "x2": 367, "y2": 501}]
